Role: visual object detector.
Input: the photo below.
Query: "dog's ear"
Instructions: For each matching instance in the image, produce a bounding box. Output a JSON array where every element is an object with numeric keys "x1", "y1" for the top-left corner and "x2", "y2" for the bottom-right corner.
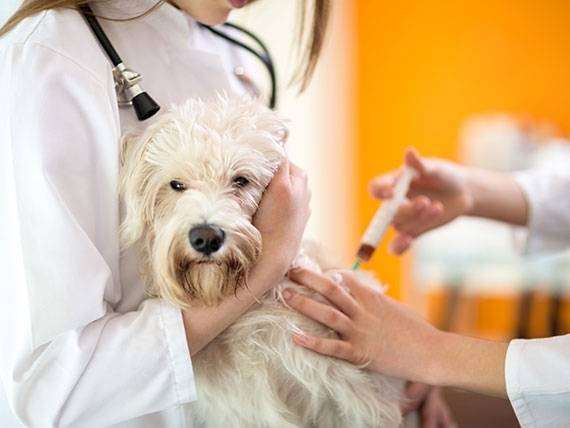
[{"x1": 119, "y1": 131, "x2": 151, "y2": 249}]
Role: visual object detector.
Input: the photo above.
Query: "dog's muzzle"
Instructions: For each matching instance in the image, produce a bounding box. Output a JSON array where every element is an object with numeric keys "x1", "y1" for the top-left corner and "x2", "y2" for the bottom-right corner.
[{"x1": 189, "y1": 224, "x2": 226, "y2": 255}]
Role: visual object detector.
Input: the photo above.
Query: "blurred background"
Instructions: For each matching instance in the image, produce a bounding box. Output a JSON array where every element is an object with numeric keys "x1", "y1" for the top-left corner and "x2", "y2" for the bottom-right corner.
[
  {"x1": 233, "y1": 0, "x2": 570, "y2": 338},
  {"x1": 3, "y1": 0, "x2": 570, "y2": 426}
]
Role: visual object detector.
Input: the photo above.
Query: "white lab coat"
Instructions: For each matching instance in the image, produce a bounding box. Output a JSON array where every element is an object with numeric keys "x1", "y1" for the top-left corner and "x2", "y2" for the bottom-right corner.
[
  {"x1": 506, "y1": 170, "x2": 570, "y2": 428},
  {"x1": 0, "y1": 1, "x2": 251, "y2": 426}
]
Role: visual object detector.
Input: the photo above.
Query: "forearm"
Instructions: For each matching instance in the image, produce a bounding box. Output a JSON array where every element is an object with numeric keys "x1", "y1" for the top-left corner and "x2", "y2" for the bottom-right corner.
[
  {"x1": 183, "y1": 261, "x2": 282, "y2": 355},
  {"x1": 466, "y1": 168, "x2": 529, "y2": 226},
  {"x1": 428, "y1": 331, "x2": 509, "y2": 397}
]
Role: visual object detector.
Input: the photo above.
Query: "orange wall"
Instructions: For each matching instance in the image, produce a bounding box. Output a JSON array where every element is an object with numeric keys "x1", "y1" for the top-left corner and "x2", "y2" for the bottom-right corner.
[{"x1": 355, "y1": 1, "x2": 570, "y2": 298}]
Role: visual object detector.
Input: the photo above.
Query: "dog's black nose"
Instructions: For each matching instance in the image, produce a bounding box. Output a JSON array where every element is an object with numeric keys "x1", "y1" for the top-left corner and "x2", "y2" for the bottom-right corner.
[{"x1": 189, "y1": 225, "x2": 226, "y2": 255}]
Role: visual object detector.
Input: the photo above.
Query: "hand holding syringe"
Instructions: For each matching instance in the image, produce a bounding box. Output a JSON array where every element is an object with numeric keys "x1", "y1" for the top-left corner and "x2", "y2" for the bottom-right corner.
[{"x1": 352, "y1": 165, "x2": 417, "y2": 270}]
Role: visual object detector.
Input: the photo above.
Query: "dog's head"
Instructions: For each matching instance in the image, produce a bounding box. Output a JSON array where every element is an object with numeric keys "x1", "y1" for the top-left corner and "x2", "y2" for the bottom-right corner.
[{"x1": 120, "y1": 96, "x2": 287, "y2": 307}]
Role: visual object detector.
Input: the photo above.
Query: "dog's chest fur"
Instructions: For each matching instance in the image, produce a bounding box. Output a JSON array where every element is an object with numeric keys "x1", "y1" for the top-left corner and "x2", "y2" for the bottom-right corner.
[{"x1": 189, "y1": 243, "x2": 404, "y2": 428}]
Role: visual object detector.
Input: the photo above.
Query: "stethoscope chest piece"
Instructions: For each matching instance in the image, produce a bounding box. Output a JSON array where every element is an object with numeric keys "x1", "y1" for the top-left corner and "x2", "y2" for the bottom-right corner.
[
  {"x1": 112, "y1": 64, "x2": 160, "y2": 120},
  {"x1": 113, "y1": 65, "x2": 143, "y2": 107}
]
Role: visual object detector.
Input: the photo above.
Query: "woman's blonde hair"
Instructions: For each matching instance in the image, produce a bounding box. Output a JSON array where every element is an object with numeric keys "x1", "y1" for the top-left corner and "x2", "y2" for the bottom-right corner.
[{"x1": 0, "y1": 0, "x2": 330, "y2": 89}]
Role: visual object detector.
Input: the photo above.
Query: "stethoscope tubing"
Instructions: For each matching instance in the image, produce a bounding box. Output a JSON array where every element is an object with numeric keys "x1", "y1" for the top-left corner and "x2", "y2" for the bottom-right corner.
[
  {"x1": 79, "y1": 3, "x2": 277, "y2": 120},
  {"x1": 200, "y1": 23, "x2": 277, "y2": 109},
  {"x1": 79, "y1": 5, "x2": 122, "y2": 67}
]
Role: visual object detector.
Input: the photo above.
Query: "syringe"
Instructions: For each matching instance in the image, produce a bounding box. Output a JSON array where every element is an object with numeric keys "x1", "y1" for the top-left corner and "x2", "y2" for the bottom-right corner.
[{"x1": 352, "y1": 165, "x2": 417, "y2": 270}]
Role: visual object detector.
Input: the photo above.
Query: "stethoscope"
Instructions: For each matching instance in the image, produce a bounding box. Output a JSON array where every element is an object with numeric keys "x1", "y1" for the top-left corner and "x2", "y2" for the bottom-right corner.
[{"x1": 79, "y1": 4, "x2": 277, "y2": 121}]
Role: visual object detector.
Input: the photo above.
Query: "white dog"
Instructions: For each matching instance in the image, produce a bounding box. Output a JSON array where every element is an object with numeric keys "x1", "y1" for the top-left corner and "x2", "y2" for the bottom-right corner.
[{"x1": 120, "y1": 96, "x2": 404, "y2": 428}]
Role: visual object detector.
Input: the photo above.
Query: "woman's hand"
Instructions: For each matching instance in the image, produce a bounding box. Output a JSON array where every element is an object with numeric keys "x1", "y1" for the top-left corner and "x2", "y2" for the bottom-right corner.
[
  {"x1": 253, "y1": 160, "x2": 311, "y2": 279},
  {"x1": 284, "y1": 268, "x2": 441, "y2": 382},
  {"x1": 285, "y1": 268, "x2": 509, "y2": 397},
  {"x1": 369, "y1": 148, "x2": 474, "y2": 254},
  {"x1": 369, "y1": 147, "x2": 529, "y2": 254}
]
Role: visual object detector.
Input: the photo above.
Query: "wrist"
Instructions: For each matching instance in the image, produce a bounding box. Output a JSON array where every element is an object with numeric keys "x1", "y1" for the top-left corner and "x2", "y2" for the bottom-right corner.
[
  {"x1": 463, "y1": 167, "x2": 485, "y2": 217},
  {"x1": 422, "y1": 330, "x2": 455, "y2": 387},
  {"x1": 249, "y1": 254, "x2": 287, "y2": 293},
  {"x1": 464, "y1": 168, "x2": 528, "y2": 226},
  {"x1": 427, "y1": 331, "x2": 509, "y2": 397},
  {"x1": 425, "y1": 331, "x2": 462, "y2": 387}
]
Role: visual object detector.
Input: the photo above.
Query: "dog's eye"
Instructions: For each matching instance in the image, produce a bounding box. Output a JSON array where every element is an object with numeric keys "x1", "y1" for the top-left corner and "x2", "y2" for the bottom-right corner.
[
  {"x1": 233, "y1": 176, "x2": 250, "y2": 188},
  {"x1": 170, "y1": 180, "x2": 187, "y2": 192}
]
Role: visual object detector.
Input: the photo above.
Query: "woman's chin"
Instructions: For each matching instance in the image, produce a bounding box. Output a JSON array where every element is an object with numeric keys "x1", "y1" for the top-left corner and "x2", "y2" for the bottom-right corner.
[
  {"x1": 171, "y1": 1, "x2": 232, "y2": 26},
  {"x1": 195, "y1": 10, "x2": 231, "y2": 26}
]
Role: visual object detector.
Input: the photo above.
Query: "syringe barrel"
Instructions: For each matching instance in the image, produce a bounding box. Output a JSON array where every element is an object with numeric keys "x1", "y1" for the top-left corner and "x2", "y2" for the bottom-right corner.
[{"x1": 359, "y1": 166, "x2": 416, "y2": 252}]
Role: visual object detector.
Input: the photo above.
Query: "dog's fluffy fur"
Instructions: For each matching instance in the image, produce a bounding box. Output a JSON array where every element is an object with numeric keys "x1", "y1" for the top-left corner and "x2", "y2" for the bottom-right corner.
[{"x1": 120, "y1": 96, "x2": 404, "y2": 427}]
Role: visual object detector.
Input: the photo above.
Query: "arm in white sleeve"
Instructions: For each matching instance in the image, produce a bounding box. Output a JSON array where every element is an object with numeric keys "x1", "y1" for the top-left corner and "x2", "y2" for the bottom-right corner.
[
  {"x1": 509, "y1": 170, "x2": 570, "y2": 426},
  {"x1": 515, "y1": 169, "x2": 570, "y2": 254},
  {"x1": 0, "y1": 42, "x2": 195, "y2": 426},
  {"x1": 506, "y1": 335, "x2": 570, "y2": 428}
]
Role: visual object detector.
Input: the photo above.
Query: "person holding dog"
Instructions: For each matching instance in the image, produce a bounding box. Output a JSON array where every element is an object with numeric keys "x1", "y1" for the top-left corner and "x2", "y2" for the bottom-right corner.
[
  {"x1": 286, "y1": 148, "x2": 570, "y2": 427},
  {"x1": 0, "y1": 1, "x2": 318, "y2": 426},
  {"x1": 0, "y1": 0, "x2": 455, "y2": 426}
]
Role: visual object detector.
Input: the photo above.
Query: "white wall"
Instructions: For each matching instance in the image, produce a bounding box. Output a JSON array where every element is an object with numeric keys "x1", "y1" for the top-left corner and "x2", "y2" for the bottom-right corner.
[{"x1": 0, "y1": 0, "x2": 19, "y2": 25}]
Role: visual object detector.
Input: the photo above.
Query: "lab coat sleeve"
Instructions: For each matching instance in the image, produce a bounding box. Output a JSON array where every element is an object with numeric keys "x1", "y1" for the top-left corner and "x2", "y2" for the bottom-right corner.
[
  {"x1": 0, "y1": 42, "x2": 196, "y2": 426},
  {"x1": 506, "y1": 335, "x2": 570, "y2": 428},
  {"x1": 514, "y1": 169, "x2": 570, "y2": 254}
]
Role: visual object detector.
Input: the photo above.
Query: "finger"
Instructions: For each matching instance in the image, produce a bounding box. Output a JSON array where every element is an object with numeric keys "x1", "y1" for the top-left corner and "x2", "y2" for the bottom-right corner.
[
  {"x1": 401, "y1": 382, "x2": 431, "y2": 414},
  {"x1": 336, "y1": 271, "x2": 377, "y2": 300},
  {"x1": 439, "y1": 404, "x2": 457, "y2": 428},
  {"x1": 368, "y1": 173, "x2": 399, "y2": 199},
  {"x1": 277, "y1": 159, "x2": 291, "y2": 177},
  {"x1": 284, "y1": 290, "x2": 353, "y2": 335},
  {"x1": 388, "y1": 233, "x2": 413, "y2": 255},
  {"x1": 292, "y1": 332, "x2": 356, "y2": 362},
  {"x1": 430, "y1": 200, "x2": 444, "y2": 217},
  {"x1": 404, "y1": 147, "x2": 427, "y2": 176},
  {"x1": 392, "y1": 196, "x2": 429, "y2": 226},
  {"x1": 406, "y1": 382, "x2": 431, "y2": 403},
  {"x1": 421, "y1": 412, "x2": 438, "y2": 428},
  {"x1": 421, "y1": 398, "x2": 439, "y2": 428},
  {"x1": 393, "y1": 196, "x2": 445, "y2": 236},
  {"x1": 395, "y1": 202, "x2": 446, "y2": 239},
  {"x1": 288, "y1": 268, "x2": 358, "y2": 316},
  {"x1": 431, "y1": 392, "x2": 456, "y2": 428},
  {"x1": 288, "y1": 161, "x2": 307, "y2": 180},
  {"x1": 422, "y1": 389, "x2": 455, "y2": 428}
]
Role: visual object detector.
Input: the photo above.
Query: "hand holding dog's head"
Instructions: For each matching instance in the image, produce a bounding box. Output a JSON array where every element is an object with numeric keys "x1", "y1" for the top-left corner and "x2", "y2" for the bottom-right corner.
[{"x1": 120, "y1": 96, "x2": 287, "y2": 307}]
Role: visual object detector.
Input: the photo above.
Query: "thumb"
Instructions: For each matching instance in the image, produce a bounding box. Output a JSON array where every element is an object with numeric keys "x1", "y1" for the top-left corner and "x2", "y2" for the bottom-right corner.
[{"x1": 270, "y1": 159, "x2": 291, "y2": 186}]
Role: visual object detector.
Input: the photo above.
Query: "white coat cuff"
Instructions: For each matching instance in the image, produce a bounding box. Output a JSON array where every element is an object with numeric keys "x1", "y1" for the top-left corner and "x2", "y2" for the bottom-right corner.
[
  {"x1": 506, "y1": 335, "x2": 570, "y2": 428},
  {"x1": 159, "y1": 299, "x2": 197, "y2": 405},
  {"x1": 505, "y1": 339, "x2": 535, "y2": 427},
  {"x1": 514, "y1": 171, "x2": 570, "y2": 254}
]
